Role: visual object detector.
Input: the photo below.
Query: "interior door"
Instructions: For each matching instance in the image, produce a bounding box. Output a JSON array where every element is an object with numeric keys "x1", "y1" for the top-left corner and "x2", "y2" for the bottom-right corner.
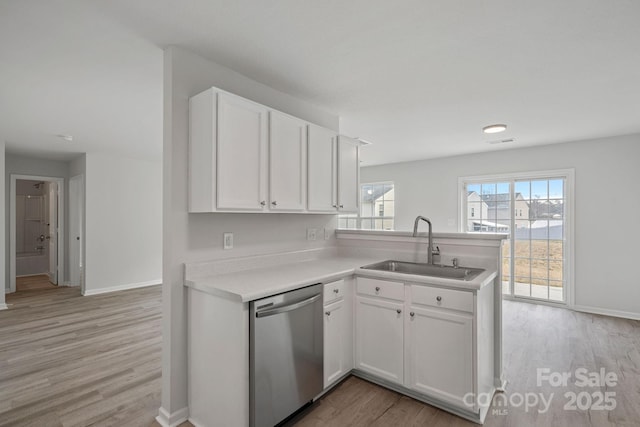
[{"x1": 47, "y1": 182, "x2": 58, "y2": 284}]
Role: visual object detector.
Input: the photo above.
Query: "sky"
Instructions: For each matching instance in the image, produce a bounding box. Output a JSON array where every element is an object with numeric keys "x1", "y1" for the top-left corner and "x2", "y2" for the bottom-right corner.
[{"x1": 467, "y1": 179, "x2": 564, "y2": 200}]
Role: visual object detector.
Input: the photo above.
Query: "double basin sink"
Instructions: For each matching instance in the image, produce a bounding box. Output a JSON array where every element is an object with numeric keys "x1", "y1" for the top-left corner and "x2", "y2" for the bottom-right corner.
[{"x1": 361, "y1": 260, "x2": 484, "y2": 281}]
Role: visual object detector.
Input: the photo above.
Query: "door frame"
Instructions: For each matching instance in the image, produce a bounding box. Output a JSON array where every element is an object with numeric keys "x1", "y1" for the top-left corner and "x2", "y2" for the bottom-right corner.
[
  {"x1": 457, "y1": 168, "x2": 575, "y2": 307},
  {"x1": 68, "y1": 174, "x2": 85, "y2": 292},
  {"x1": 9, "y1": 174, "x2": 65, "y2": 293}
]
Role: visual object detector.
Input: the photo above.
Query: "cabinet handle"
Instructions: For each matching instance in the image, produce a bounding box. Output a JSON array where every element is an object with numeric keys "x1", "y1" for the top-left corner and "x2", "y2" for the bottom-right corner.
[
  {"x1": 410, "y1": 312, "x2": 415, "y2": 317},
  {"x1": 325, "y1": 311, "x2": 331, "y2": 316},
  {"x1": 339, "y1": 204, "x2": 344, "y2": 208},
  {"x1": 333, "y1": 289, "x2": 339, "y2": 294},
  {"x1": 396, "y1": 309, "x2": 402, "y2": 314},
  {"x1": 436, "y1": 296, "x2": 442, "y2": 302},
  {"x1": 271, "y1": 201, "x2": 277, "y2": 206},
  {"x1": 332, "y1": 204, "x2": 337, "y2": 208},
  {"x1": 375, "y1": 286, "x2": 380, "y2": 292},
  {"x1": 260, "y1": 201, "x2": 266, "y2": 206}
]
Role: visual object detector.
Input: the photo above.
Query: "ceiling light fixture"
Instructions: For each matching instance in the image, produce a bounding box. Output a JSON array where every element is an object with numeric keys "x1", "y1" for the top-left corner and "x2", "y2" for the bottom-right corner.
[
  {"x1": 356, "y1": 138, "x2": 373, "y2": 146},
  {"x1": 56, "y1": 134, "x2": 73, "y2": 142},
  {"x1": 482, "y1": 124, "x2": 507, "y2": 134}
]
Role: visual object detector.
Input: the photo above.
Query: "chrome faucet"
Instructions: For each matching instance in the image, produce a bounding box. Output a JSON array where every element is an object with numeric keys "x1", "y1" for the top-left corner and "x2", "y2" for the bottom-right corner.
[{"x1": 413, "y1": 216, "x2": 438, "y2": 264}]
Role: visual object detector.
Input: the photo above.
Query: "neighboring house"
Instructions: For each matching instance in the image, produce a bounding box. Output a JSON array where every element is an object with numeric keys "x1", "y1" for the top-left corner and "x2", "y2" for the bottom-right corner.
[
  {"x1": 467, "y1": 191, "x2": 508, "y2": 232},
  {"x1": 467, "y1": 191, "x2": 488, "y2": 223},
  {"x1": 481, "y1": 192, "x2": 530, "y2": 229},
  {"x1": 359, "y1": 184, "x2": 394, "y2": 230}
]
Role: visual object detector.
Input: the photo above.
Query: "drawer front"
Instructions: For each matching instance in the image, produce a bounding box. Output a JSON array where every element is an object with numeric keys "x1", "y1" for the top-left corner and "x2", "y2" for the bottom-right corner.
[
  {"x1": 410, "y1": 285, "x2": 474, "y2": 313},
  {"x1": 356, "y1": 277, "x2": 404, "y2": 301},
  {"x1": 323, "y1": 279, "x2": 346, "y2": 305}
]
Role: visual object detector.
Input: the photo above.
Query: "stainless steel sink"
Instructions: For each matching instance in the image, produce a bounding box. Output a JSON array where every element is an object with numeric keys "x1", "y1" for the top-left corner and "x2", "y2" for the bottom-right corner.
[{"x1": 360, "y1": 260, "x2": 485, "y2": 281}]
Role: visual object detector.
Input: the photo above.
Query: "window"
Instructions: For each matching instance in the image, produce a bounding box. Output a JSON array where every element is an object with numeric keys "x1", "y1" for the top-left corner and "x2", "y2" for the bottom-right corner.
[
  {"x1": 338, "y1": 182, "x2": 394, "y2": 230},
  {"x1": 460, "y1": 171, "x2": 573, "y2": 305}
]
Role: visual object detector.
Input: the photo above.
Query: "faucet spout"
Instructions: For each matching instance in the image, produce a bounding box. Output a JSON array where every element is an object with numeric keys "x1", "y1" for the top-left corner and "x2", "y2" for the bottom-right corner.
[{"x1": 413, "y1": 216, "x2": 434, "y2": 264}]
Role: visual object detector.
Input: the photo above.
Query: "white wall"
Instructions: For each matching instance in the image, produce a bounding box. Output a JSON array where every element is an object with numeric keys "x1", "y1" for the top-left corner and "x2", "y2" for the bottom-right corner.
[
  {"x1": 4, "y1": 154, "x2": 69, "y2": 289},
  {"x1": 361, "y1": 134, "x2": 640, "y2": 317},
  {"x1": 83, "y1": 152, "x2": 162, "y2": 294},
  {"x1": 161, "y1": 46, "x2": 339, "y2": 421},
  {"x1": 0, "y1": 143, "x2": 6, "y2": 309}
]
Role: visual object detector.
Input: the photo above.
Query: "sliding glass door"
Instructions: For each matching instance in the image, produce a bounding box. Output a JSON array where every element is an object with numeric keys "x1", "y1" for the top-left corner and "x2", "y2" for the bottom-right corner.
[{"x1": 463, "y1": 173, "x2": 569, "y2": 304}]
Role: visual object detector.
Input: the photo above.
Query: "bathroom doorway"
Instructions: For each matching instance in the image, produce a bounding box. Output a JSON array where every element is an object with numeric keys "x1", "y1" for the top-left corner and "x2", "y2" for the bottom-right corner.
[{"x1": 9, "y1": 175, "x2": 65, "y2": 293}]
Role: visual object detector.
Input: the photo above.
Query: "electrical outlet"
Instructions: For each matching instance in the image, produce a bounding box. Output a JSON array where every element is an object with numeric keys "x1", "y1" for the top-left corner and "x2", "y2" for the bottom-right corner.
[
  {"x1": 223, "y1": 232, "x2": 233, "y2": 250},
  {"x1": 307, "y1": 228, "x2": 317, "y2": 241},
  {"x1": 324, "y1": 228, "x2": 331, "y2": 240}
]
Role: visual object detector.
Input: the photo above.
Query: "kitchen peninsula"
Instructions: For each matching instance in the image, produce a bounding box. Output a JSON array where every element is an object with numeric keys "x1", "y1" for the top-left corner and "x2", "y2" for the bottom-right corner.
[{"x1": 184, "y1": 230, "x2": 506, "y2": 426}]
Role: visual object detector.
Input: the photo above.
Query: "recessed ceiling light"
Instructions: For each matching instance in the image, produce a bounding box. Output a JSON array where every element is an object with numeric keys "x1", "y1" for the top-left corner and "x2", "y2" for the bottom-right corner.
[
  {"x1": 56, "y1": 134, "x2": 73, "y2": 142},
  {"x1": 482, "y1": 124, "x2": 507, "y2": 134}
]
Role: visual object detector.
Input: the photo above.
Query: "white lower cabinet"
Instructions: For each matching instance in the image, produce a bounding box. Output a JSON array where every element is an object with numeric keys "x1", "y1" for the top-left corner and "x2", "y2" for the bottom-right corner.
[
  {"x1": 353, "y1": 277, "x2": 490, "y2": 417},
  {"x1": 405, "y1": 305, "x2": 473, "y2": 409},
  {"x1": 323, "y1": 280, "x2": 353, "y2": 388},
  {"x1": 355, "y1": 295, "x2": 404, "y2": 384}
]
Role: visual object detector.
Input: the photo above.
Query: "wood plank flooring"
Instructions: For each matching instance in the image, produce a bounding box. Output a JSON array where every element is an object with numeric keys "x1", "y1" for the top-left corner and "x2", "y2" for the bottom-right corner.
[
  {"x1": 2, "y1": 282, "x2": 639, "y2": 426},
  {"x1": 0, "y1": 282, "x2": 162, "y2": 427},
  {"x1": 16, "y1": 275, "x2": 58, "y2": 292},
  {"x1": 291, "y1": 301, "x2": 640, "y2": 427}
]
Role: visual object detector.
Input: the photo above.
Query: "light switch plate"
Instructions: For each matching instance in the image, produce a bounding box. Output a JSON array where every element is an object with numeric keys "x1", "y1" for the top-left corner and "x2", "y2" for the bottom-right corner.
[
  {"x1": 223, "y1": 232, "x2": 233, "y2": 250},
  {"x1": 324, "y1": 228, "x2": 331, "y2": 240}
]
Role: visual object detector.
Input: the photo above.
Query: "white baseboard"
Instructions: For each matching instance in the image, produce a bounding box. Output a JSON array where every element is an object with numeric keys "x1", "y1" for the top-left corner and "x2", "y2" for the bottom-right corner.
[
  {"x1": 0, "y1": 303, "x2": 8, "y2": 310},
  {"x1": 82, "y1": 279, "x2": 161, "y2": 296},
  {"x1": 156, "y1": 406, "x2": 189, "y2": 427},
  {"x1": 572, "y1": 305, "x2": 640, "y2": 321}
]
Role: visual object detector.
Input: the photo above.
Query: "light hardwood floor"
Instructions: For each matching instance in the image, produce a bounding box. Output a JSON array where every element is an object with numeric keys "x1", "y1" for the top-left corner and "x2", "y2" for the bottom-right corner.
[
  {"x1": 2, "y1": 280, "x2": 639, "y2": 426},
  {"x1": 16, "y1": 274, "x2": 58, "y2": 292},
  {"x1": 0, "y1": 279, "x2": 162, "y2": 427},
  {"x1": 291, "y1": 301, "x2": 640, "y2": 427}
]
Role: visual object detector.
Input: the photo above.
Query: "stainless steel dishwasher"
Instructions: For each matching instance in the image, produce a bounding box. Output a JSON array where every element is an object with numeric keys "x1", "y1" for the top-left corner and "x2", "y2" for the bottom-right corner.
[{"x1": 250, "y1": 283, "x2": 323, "y2": 427}]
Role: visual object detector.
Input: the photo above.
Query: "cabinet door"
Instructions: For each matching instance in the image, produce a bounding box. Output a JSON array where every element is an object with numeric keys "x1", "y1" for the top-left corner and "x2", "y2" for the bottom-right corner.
[
  {"x1": 337, "y1": 136, "x2": 360, "y2": 213},
  {"x1": 188, "y1": 88, "x2": 217, "y2": 212},
  {"x1": 269, "y1": 111, "x2": 307, "y2": 211},
  {"x1": 217, "y1": 93, "x2": 268, "y2": 210},
  {"x1": 355, "y1": 296, "x2": 403, "y2": 384},
  {"x1": 308, "y1": 125, "x2": 338, "y2": 212},
  {"x1": 406, "y1": 305, "x2": 473, "y2": 409},
  {"x1": 324, "y1": 299, "x2": 347, "y2": 387}
]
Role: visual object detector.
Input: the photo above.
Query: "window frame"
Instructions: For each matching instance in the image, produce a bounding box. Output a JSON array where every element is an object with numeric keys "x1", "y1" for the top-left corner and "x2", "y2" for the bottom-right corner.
[
  {"x1": 458, "y1": 169, "x2": 575, "y2": 307},
  {"x1": 338, "y1": 181, "x2": 395, "y2": 230}
]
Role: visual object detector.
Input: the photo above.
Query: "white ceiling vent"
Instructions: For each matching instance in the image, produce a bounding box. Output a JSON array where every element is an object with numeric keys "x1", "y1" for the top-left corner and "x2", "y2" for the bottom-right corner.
[{"x1": 486, "y1": 138, "x2": 515, "y2": 145}]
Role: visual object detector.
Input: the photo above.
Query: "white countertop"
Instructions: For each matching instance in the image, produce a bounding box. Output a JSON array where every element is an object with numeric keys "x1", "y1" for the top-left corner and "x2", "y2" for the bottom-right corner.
[{"x1": 185, "y1": 256, "x2": 497, "y2": 302}]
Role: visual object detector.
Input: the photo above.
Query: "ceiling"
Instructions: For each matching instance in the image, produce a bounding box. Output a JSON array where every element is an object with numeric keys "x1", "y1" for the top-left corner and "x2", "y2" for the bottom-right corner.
[{"x1": 2, "y1": 0, "x2": 639, "y2": 165}]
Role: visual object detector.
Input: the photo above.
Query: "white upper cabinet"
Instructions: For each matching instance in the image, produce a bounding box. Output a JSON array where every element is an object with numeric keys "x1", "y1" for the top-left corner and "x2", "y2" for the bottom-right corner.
[
  {"x1": 337, "y1": 136, "x2": 360, "y2": 213},
  {"x1": 189, "y1": 89, "x2": 217, "y2": 213},
  {"x1": 308, "y1": 125, "x2": 338, "y2": 212},
  {"x1": 217, "y1": 93, "x2": 268, "y2": 211},
  {"x1": 269, "y1": 111, "x2": 307, "y2": 212},
  {"x1": 188, "y1": 87, "x2": 359, "y2": 214}
]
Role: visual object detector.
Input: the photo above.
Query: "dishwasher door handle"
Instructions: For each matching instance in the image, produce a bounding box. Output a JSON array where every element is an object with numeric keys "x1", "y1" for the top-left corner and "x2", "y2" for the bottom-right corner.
[{"x1": 255, "y1": 294, "x2": 321, "y2": 318}]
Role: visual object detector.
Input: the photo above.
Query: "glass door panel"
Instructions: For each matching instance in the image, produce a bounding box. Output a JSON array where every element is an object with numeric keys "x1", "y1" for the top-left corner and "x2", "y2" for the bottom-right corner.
[{"x1": 465, "y1": 176, "x2": 567, "y2": 303}]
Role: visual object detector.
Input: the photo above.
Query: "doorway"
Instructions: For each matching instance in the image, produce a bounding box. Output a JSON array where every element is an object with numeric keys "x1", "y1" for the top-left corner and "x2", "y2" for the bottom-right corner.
[
  {"x1": 9, "y1": 175, "x2": 65, "y2": 293},
  {"x1": 460, "y1": 169, "x2": 574, "y2": 305}
]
